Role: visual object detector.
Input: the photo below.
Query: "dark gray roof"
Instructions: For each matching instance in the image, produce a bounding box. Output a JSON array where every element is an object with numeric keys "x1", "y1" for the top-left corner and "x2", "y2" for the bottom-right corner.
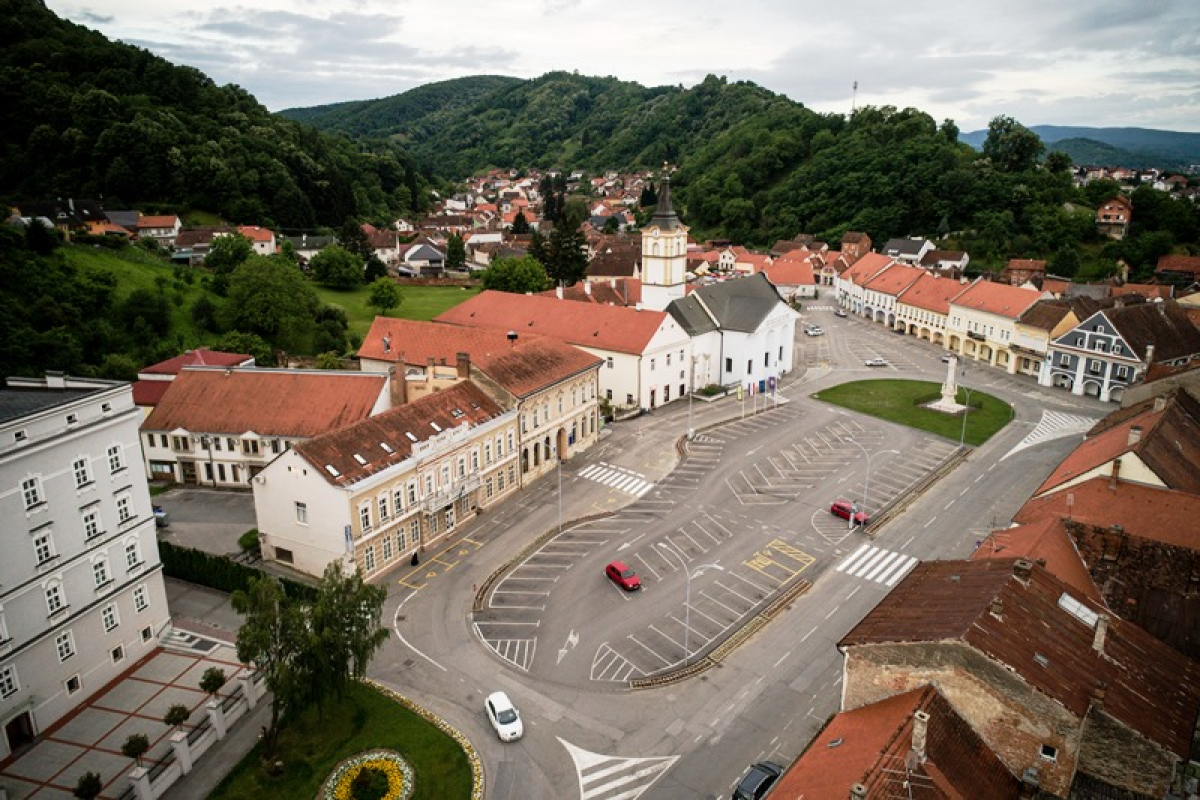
[
  {"x1": 667, "y1": 293, "x2": 718, "y2": 335},
  {"x1": 645, "y1": 176, "x2": 683, "y2": 232},
  {"x1": 104, "y1": 210, "x2": 140, "y2": 230},
  {"x1": 882, "y1": 238, "x2": 931, "y2": 256},
  {"x1": 0, "y1": 384, "x2": 101, "y2": 423},
  {"x1": 669, "y1": 273, "x2": 786, "y2": 334},
  {"x1": 1104, "y1": 301, "x2": 1200, "y2": 362}
]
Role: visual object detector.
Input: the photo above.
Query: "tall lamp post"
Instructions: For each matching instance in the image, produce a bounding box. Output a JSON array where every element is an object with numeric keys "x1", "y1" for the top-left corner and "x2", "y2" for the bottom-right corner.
[
  {"x1": 687, "y1": 354, "x2": 696, "y2": 441},
  {"x1": 959, "y1": 386, "x2": 976, "y2": 447},
  {"x1": 844, "y1": 438, "x2": 899, "y2": 530},
  {"x1": 655, "y1": 542, "x2": 723, "y2": 666}
]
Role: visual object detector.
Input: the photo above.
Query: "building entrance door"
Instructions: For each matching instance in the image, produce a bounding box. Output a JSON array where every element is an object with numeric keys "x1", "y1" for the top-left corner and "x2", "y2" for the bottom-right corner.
[{"x1": 5, "y1": 711, "x2": 35, "y2": 755}]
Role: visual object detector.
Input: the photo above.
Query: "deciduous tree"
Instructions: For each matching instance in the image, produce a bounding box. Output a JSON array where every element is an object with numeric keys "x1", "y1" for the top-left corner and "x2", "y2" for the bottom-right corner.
[
  {"x1": 481, "y1": 255, "x2": 551, "y2": 294},
  {"x1": 311, "y1": 244, "x2": 364, "y2": 289},
  {"x1": 367, "y1": 277, "x2": 403, "y2": 315},
  {"x1": 982, "y1": 115, "x2": 1044, "y2": 173}
]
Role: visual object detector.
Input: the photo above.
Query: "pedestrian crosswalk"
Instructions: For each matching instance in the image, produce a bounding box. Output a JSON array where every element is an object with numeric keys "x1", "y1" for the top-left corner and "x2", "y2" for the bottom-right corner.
[
  {"x1": 836, "y1": 544, "x2": 918, "y2": 586},
  {"x1": 560, "y1": 738, "x2": 677, "y2": 800},
  {"x1": 1003, "y1": 409, "x2": 1097, "y2": 459},
  {"x1": 806, "y1": 305, "x2": 836, "y2": 311},
  {"x1": 579, "y1": 462, "x2": 653, "y2": 496}
]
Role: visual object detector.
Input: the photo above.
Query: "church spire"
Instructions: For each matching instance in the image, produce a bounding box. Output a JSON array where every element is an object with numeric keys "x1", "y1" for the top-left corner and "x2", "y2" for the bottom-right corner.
[{"x1": 648, "y1": 166, "x2": 682, "y2": 232}]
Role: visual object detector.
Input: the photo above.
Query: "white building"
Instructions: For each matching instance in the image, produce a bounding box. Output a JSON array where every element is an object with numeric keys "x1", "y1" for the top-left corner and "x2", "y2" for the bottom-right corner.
[
  {"x1": 947, "y1": 280, "x2": 1048, "y2": 374},
  {"x1": 1, "y1": 374, "x2": 170, "y2": 760},
  {"x1": 640, "y1": 176, "x2": 689, "y2": 312}
]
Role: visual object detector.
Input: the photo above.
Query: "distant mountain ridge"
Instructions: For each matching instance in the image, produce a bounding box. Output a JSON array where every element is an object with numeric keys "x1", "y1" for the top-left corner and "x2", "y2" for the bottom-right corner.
[{"x1": 959, "y1": 125, "x2": 1200, "y2": 169}]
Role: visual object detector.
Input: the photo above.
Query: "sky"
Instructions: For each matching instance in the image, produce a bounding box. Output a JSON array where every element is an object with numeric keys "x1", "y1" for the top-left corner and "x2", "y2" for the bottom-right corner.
[{"x1": 48, "y1": 0, "x2": 1200, "y2": 133}]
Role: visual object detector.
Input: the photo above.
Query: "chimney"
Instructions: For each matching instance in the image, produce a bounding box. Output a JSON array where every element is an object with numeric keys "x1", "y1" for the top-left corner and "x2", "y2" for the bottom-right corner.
[
  {"x1": 1110, "y1": 457, "x2": 1122, "y2": 490},
  {"x1": 584, "y1": 281, "x2": 592, "y2": 296},
  {"x1": 556, "y1": 285, "x2": 563, "y2": 299},
  {"x1": 45, "y1": 370, "x2": 66, "y2": 389},
  {"x1": 1145, "y1": 344, "x2": 1155, "y2": 365},
  {"x1": 1153, "y1": 395, "x2": 1166, "y2": 412},
  {"x1": 1020, "y1": 768, "x2": 1040, "y2": 799},
  {"x1": 911, "y1": 710, "x2": 929, "y2": 762},
  {"x1": 506, "y1": 331, "x2": 518, "y2": 347},
  {"x1": 1126, "y1": 426, "x2": 1142, "y2": 446},
  {"x1": 1093, "y1": 614, "x2": 1109, "y2": 653},
  {"x1": 850, "y1": 784, "x2": 867, "y2": 800},
  {"x1": 1013, "y1": 558, "x2": 1034, "y2": 582},
  {"x1": 1091, "y1": 680, "x2": 1107, "y2": 707},
  {"x1": 382, "y1": 335, "x2": 391, "y2": 354},
  {"x1": 456, "y1": 352, "x2": 470, "y2": 380},
  {"x1": 388, "y1": 364, "x2": 407, "y2": 406},
  {"x1": 990, "y1": 597, "x2": 1004, "y2": 618}
]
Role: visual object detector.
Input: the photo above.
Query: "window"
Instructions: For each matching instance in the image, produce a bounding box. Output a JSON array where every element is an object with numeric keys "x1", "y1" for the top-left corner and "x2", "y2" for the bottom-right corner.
[
  {"x1": 485, "y1": 443, "x2": 493, "y2": 464},
  {"x1": 22, "y1": 476, "x2": 43, "y2": 509},
  {"x1": 55, "y1": 630, "x2": 75, "y2": 662},
  {"x1": 378, "y1": 495, "x2": 389, "y2": 522},
  {"x1": 172, "y1": 436, "x2": 190, "y2": 452},
  {"x1": 0, "y1": 665, "x2": 18, "y2": 699},
  {"x1": 45, "y1": 582, "x2": 65, "y2": 615},
  {"x1": 485, "y1": 477, "x2": 494, "y2": 499},
  {"x1": 271, "y1": 440, "x2": 281, "y2": 454},
  {"x1": 1058, "y1": 353, "x2": 1070, "y2": 366},
  {"x1": 393, "y1": 488, "x2": 404, "y2": 514},
  {"x1": 82, "y1": 507, "x2": 102, "y2": 539},
  {"x1": 275, "y1": 547, "x2": 294, "y2": 564},
  {"x1": 747, "y1": 359, "x2": 753, "y2": 375},
  {"x1": 497, "y1": 470, "x2": 505, "y2": 491},
  {"x1": 666, "y1": 353, "x2": 671, "y2": 366},
  {"x1": 33, "y1": 531, "x2": 56, "y2": 565},
  {"x1": 408, "y1": 482, "x2": 417, "y2": 505},
  {"x1": 93, "y1": 557, "x2": 110, "y2": 588},
  {"x1": 650, "y1": 358, "x2": 655, "y2": 371},
  {"x1": 359, "y1": 505, "x2": 371, "y2": 532},
  {"x1": 116, "y1": 492, "x2": 132, "y2": 524},
  {"x1": 66, "y1": 413, "x2": 77, "y2": 425},
  {"x1": 507, "y1": 431, "x2": 514, "y2": 453},
  {"x1": 242, "y1": 439, "x2": 260, "y2": 455},
  {"x1": 409, "y1": 519, "x2": 420, "y2": 546},
  {"x1": 382, "y1": 536, "x2": 393, "y2": 562},
  {"x1": 73, "y1": 457, "x2": 92, "y2": 488},
  {"x1": 111, "y1": 646, "x2": 124, "y2": 663},
  {"x1": 102, "y1": 603, "x2": 119, "y2": 632},
  {"x1": 1040, "y1": 744, "x2": 1058, "y2": 762},
  {"x1": 471, "y1": 451, "x2": 479, "y2": 471},
  {"x1": 141, "y1": 626, "x2": 152, "y2": 641},
  {"x1": 133, "y1": 585, "x2": 149, "y2": 612},
  {"x1": 1116, "y1": 365, "x2": 1128, "y2": 379},
  {"x1": 0, "y1": 613, "x2": 7, "y2": 645},
  {"x1": 125, "y1": 540, "x2": 142, "y2": 570},
  {"x1": 364, "y1": 545, "x2": 376, "y2": 572},
  {"x1": 606, "y1": 357, "x2": 614, "y2": 369},
  {"x1": 107, "y1": 445, "x2": 125, "y2": 473},
  {"x1": 65, "y1": 675, "x2": 81, "y2": 694}
]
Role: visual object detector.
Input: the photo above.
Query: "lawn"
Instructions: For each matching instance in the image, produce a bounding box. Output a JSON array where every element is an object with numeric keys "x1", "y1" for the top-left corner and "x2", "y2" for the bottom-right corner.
[
  {"x1": 316, "y1": 284, "x2": 481, "y2": 339},
  {"x1": 811, "y1": 379, "x2": 1012, "y2": 446},
  {"x1": 209, "y1": 681, "x2": 475, "y2": 800}
]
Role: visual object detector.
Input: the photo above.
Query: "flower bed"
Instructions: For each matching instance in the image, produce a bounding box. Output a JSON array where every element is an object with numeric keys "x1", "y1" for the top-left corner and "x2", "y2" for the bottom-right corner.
[{"x1": 321, "y1": 749, "x2": 413, "y2": 800}]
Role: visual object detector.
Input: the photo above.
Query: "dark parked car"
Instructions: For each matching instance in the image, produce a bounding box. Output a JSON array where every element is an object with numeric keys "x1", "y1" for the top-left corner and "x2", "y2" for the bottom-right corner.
[{"x1": 732, "y1": 761, "x2": 783, "y2": 799}]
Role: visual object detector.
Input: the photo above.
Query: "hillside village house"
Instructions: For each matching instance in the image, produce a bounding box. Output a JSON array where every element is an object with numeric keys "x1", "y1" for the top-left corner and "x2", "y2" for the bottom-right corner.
[
  {"x1": 760, "y1": 251, "x2": 818, "y2": 300},
  {"x1": 946, "y1": 280, "x2": 1047, "y2": 374},
  {"x1": 139, "y1": 368, "x2": 389, "y2": 487},
  {"x1": 1042, "y1": 299, "x2": 1200, "y2": 401},
  {"x1": 356, "y1": 317, "x2": 604, "y2": 484},
  {"x1": 252, "y1": 382, "x2": 518, "y2": 579},
  {"x1": 880, "y1": 237, "x2": 934, "y2": 264},
  {"x1": 236, "y1": 225, "x2": 276, "y2": 256},
  {"x1": 1096, "y1": 195, "x2": 1132, "y2": 239},
  {"x1": 0, "y1": 375, "x2": 170, "y2": 760},
  {"x1": 135, "y1": 214, "x2": 181, "y2": 247}
]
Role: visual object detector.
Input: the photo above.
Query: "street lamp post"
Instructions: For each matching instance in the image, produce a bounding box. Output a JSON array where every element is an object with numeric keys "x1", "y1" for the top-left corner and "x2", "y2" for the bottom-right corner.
[
  {"x1": 959, "y1": 386, "x2": 975, "y2": 447},
  {"x1": 844, "y1": 439, "x2": 899, "y2": 530},
  {"x1": 687, "y1": 354, "x2": 695, "y2": 441},
  {"x1": 655, "y1": 543, "x2": 723, "y2": 667}
]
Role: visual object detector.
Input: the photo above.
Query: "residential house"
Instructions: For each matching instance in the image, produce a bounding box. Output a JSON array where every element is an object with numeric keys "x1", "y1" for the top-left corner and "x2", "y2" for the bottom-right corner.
[
  {"x1": 760, "y1": 254, "x2": 817, "y2": 301},
  {"x1": 103, "y1": 210, "x2": 140, "y2": 235},
  {"x1": 860, "y1": 263, "x2": 924, "y2": 328},
  {"x1": 542, "y1": 280, "x2": 640, "y2": 307},
  {"x1": 0, "y1": 375, "x2": 170, "y2": 760},
  {"x1": 403, "y1": 241, "x2": 446, "y2": 277},
  {"x1": 839, "y1": 557, "x2": 1200, "y2": 798},
  {"x1": 363, "y1": 224, "x2": 400, "y2": 265},
  {"x1": 1009, "y1": 298, "x2": 1096, "y2": 381},
  {"x1": 947, "y1": 280, "x2": 1047, "y2": 374},
  {"x1": 356, "y1": 318, "x2": 603, "y2": 485},
  {"x1": 1042, "y1": 298, "x2": 1200, "y2": 401},
  {"x1": 139, "y1": 368, "x2": 389, "y2": 487},
  {"x1": 839, "y1": 231, "x2": 872, "y2": 264},
  {"x1": 667, "y1": 272, "x2": 798, "y2": 395},
  {"x1": 585, "y1": 238, "x2": 641, "y2": 283},
  {"x1": 1155, "y1": 254, "x2": 1200, "y2": 285},
  {"x1": 772, "y1": 685, "x2": 1022, "y2": 799},
  {"x1": 894, "y1": 272, "x2": 971, "y2": 346},
  {"x1": 918, "y1": 249, "x2": 969, "y2": 273},
  {"x1": 135, "y1": 215, "x2": 181, "y2": 247},
  {"x1": 880, "y1": 237, "x2": 934, "y2": 264},
  {"x1": 236, "y1": 226, "x2": 276, "y2": 257},
  {"x1": 252, "y1": 382, "x2": 517, "y2": 580},
  {"x1": 434, "y1": 291, "x2": 691, "y2": 412},
  {"x1": 14, "y1": 199, "x2": 107, "y2": 239},
  {"x1": 1096, "y1": 196, "x2": 1132, "y2": 239},
  {"x1": 834, "y1": 253, "x2": 896, "y2": 315},
  {"x1": 131, "y1": 349, "x2": 255, "y2": 417},
  {"x1": 171, "y1": 227, "x2": 232, "y2": 265},
  {"x1": 1112, "y1": 282, "x2": 1173, "y2": 300},
  {"x1": 1001, "y1": 258, "x2": 1046, "y2": 286},
  {"x1": 283, "y1": 233, "x2": 335, "y2": 265}
]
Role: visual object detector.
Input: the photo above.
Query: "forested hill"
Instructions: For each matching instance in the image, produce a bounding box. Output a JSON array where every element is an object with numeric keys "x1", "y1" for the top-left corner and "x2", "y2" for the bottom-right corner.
[
  {"x1": 960, "y1": 125, "x2": 1200, "y2": 170},
  {"x1": 0, "y1": 0, "x2": 430, "y2": 228}
]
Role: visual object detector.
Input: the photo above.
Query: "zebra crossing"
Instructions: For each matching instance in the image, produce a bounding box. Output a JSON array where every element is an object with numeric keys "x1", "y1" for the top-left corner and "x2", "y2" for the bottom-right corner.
[
  {"x1": 805, "y1": 305, "x2": 836, "y2": 311},
  {"x1": 1003, "y1": 409, "x2": 1097, "y2": 459},
  {"x1": 560, "y1": 738, "x2": 677, "y2": 800},
  {"x1": 836, "y1": 544, "x2": 918, "y2": 586},
  {"x1": 579, "y1": 462, "x2": 653, "y2": 496}
]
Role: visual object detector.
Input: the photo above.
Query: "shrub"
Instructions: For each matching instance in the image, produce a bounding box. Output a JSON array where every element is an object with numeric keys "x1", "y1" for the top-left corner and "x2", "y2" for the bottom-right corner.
[
  {"x1": 238, "y1": 529, "x2": 260, "y2": 554},
  {"x1": 351, "y1": 766, "x2": 390, "y2": 800},
  {"x1": 158, "y1": 541, "x2": 315, "y2": 601},
  {"x1": 73, "y1": 771, "x2": 103, "y2": 800}
]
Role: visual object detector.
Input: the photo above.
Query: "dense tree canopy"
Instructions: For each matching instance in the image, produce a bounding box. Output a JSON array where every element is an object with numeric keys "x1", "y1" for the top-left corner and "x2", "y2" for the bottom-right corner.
[
  {"x1": 481, "y1": 255, "x2": 551, "y2": 293},
  {"x1": 310, "y1": 244, "x2": 364, "y2": 289}
]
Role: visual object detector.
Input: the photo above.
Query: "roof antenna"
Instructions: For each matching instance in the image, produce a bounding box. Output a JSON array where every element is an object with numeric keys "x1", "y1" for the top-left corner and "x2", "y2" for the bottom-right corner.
[{"x1": 851, "y1": 80, "x2": 858, "y2": 114}]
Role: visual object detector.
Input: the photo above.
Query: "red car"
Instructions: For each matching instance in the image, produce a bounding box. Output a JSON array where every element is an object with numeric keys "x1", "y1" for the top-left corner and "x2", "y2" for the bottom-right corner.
[
  {"x1": 605, "y1": 561, "x2": 641, "y2": 591},
  {"x1": 830, "y1": 500, "x2": 869, "y2": 525}
]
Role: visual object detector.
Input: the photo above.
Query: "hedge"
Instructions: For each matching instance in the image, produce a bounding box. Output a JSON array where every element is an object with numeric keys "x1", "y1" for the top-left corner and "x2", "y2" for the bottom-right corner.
[{"x1": 159, "y1": 541, "x2": 317, "y2": 602}]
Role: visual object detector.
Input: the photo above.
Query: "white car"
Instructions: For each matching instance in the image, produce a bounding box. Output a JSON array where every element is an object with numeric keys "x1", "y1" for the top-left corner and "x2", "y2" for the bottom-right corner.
[
  {"x1": 805, "y1": 326, "x2": 824, "y2": 336},
  {"x1": 485, "y1": 691, "x2": 523, "y2": 741},
  {"x1": 864, "y1": 357, "x2": 889, "y2": 367},
  {"x1": 834, "y1": 308, "x2": 848, "y2": 318}
]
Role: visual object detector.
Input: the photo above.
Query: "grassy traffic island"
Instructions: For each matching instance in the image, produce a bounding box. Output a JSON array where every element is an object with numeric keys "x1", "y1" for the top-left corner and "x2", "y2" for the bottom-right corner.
[
  {"x1": 209, "y1": 680, "x2": 478, "y2": 800},
  {"x1": 812, "y1": 379, "x2": 1012, "y2": 446}
]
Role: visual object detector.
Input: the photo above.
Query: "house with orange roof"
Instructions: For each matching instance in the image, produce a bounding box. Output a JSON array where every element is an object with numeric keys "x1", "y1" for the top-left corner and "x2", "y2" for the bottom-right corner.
[
  {"x1": 435, "y1": 290, "x2": 691, "y2": 412},
  {"x1": 252, "y1": 382, "x2": 517, "y2": 579},
  {"x1": 139, "y1": 368, "x2": 389, "y2": 488},
  {"x1": 946, "y1": 280, "x2": 1046, "y2": 373},
  {"x1": 759, "y1": 256, "x2": 816, "y2": 301},
  {"x1": 1001, "y1": 258, "x2": 1047, "y2": 286},
  {"x1": 1112, "y1": 282, "x2": 1173, "y2": 300},
  {"x1": 840, "y1": 558, "x2": 1200, "y2": 797},
  {"x1": 135, "y1": 214, "x2": 181, "y2": 246},
  {"x1": 918, "y1": 248, "x2": 969, "y2": 273},
  {"x1": 131, "y1": 348, "x2": 255, "y2": 418},
  {"x1": 541, "y1": 279, "x2": 641, "y2": 307},
  {"x1": 1008, "y1": 297, "x2": 1097, "y2": 381},
  {"x1": 860, "y1": 263, "x2": 924, "y2": 328},
  {"x1": 1041, "y1": 297, "x2": 1200, "y2": 401},
  {"x1": 839, "y1": 231, "x2": 872, "y2": 264},
  {"x1": 894, "y1": 272, "x2": 971, "y2": 347},
  {"x1": 236, "y1": 225, "x2": 276, "y2": 257},
  {"x1": 773, "y1": 684, "x2": 1022, "y2": 799},
  {"x1": 834, "y1": 252, "x2": 896, "y2": 315},
  {"x1": 731, "y1": 252, "x2": 772, "y2": 276},
  {"x1": 357, "y1": 318, "x2": 602, "y2": 485},
  {"x1": 1155, "y1": 254, "x2": 1200, "y2": 284},
  {"x1": 971, "y1": 516, "x2": 1104, "y2": 605},
  {"x1": 1096, "y1": 196, "x2": 1132, "y2": 239}
]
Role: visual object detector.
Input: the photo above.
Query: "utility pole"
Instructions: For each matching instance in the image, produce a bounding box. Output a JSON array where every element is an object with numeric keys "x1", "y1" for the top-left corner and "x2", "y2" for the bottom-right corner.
[{"x1": 851, "y1": 80, "x2": 858, "y2": 114}]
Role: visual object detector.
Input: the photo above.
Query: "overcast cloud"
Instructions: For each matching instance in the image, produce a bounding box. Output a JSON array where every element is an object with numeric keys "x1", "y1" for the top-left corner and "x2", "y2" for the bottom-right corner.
[{"x1": 47, "y1": 0, "x2": 1200, "y2": 133}]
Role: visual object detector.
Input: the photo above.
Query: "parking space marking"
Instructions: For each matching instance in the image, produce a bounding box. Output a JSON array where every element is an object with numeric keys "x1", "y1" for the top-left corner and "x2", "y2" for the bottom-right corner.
[
  {"x1": 628, "y1": 635, "x2": 674, "y2": 666},
  {"x1": 698, "y1": 590, "x2": 738, "y2": 615}
]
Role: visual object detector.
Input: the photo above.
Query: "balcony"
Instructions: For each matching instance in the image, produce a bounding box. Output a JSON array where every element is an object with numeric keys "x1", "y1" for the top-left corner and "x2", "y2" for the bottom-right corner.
[
  {"x1": 967, "y1": 331, "x2": 986, "y2": 342},
  {"x1": 420, "y1": 474, "x2": 482, "y2": 513}
]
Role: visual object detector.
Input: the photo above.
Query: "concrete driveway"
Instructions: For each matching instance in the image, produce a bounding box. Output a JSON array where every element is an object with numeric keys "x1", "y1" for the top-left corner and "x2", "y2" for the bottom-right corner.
[{"x1": 154, "y1": 489, "x2": 256, "y2": 557}]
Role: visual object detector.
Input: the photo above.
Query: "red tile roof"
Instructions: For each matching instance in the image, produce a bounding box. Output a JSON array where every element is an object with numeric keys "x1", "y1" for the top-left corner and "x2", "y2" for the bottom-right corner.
[
  {"x1": 237, "y1": 225, "x2": 274, "y2": 243},
  {"x1": 1155, "y1": 255, "x2": 1200, "y2": 276},
  {"x1": 140, "y1": 349, "x2": 254, "y2": 376},
  {"x1": 358, "y1": 318, "x2": 601, "y2": 398},
  {"x1": 538, "y1": 279, "x2": 641, "y2": 306},
  {"x1": 1111, "y1": 283, "x2": 1173, "y2": 300},
  {"x1": 774, "y1": 685, "x2": 1019, "y2": 799},
  {"x1": 433, "y1": 290, "x2": 673, "y2": 354},
  {"x1": 840, "y1": 252, "x2": 895, "y2": 285},
  {"x1": 895, "y1": 272, "x2": 970, "y2": 314},
  {"x1": 1015, "y1": 476, "x2": 1200, "y2": 549},
  {"x1": 760, "y1": 259, "x2": 815, "y2": 287},
  {"x1": 137, "y1": 215, "x2": 179, "y2": 229},
  {"x1": 840, "y1": 558, "x2": 1200, "y2": 757},
  {"x1": 862, "y1": 263, "x2": 924, "y2": 296},
  {"x1": 971, "y1": 517, "x2": 1103, "y2": 604},
  {"x1": 294, "y1": 381, "x2": 505, "y2": 487},
  {"x1": 131, "y1": 380, "x2": 172, "y2": 407},
  {"x1": 950, "y1": 279, "x2": 1043, "y2": 319},
  {"x1": 141, "y1": 369, "x2": 386, "y2": 437}
]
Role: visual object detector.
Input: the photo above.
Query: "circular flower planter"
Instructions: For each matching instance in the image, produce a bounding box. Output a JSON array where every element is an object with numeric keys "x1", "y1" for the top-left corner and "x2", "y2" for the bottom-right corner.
[{"x1": 320, "y1": 749, "x2": 413, "y2": 800}]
